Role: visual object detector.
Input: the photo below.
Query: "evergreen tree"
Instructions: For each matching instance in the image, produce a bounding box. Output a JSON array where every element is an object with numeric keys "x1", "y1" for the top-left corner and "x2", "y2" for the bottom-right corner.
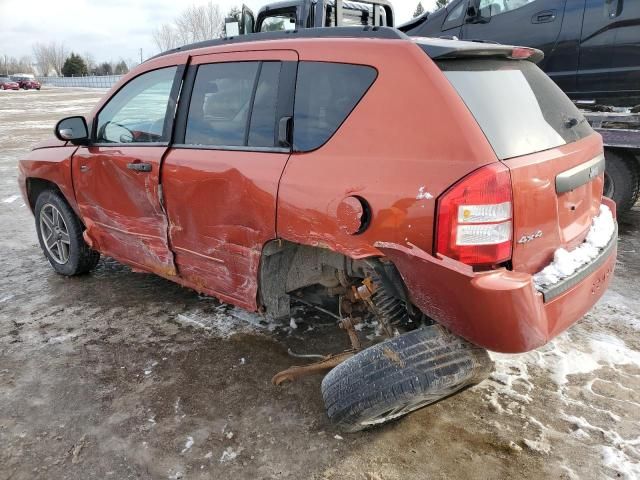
[
  {"x1": 114, "y1": 60, "x2": 129, "y2": 75},
  {"x1": 61, "y1": 52, "x2": 88, "y2": 77},
  {"x1": 413, "y1": 2, "x2": 425, "y2": 18},
  {"x1": 436, "y1": 0, "x2": 450, "y2": 8}
]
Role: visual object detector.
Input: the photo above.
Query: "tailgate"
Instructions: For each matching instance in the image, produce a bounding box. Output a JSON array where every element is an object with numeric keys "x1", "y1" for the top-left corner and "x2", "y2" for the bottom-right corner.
[
  {"x1": 436, "y1": 56, "x2": 603, "y2": 274},
  {"x1": 504, "y1": 134, "x2": 604, "y2": 273}
]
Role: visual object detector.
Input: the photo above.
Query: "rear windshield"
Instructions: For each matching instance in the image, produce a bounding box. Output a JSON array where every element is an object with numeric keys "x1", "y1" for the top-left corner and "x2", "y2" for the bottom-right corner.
[{"x1": 437, "y1": 59, "x2": 593, "y2": 160}]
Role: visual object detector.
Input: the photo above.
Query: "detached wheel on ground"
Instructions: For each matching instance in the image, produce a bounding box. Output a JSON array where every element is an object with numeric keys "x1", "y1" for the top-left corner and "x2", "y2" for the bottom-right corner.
[
  {"x1": 604, "y1": 150, "x2": 640, "y2": 213},
  {"x1": 34, "y1": 190, "x2": 100, "y2": 275},
  {"x1": 321, "y1": 324, "x2": 493, "y2": 432}
]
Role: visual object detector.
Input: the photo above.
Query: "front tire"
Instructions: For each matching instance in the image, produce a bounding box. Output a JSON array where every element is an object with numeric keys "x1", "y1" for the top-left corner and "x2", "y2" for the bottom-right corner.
[
  {"x1": 35, "y1": 190, "x2": 100, "y2": 275},
  {"x1": 321, "y1": 325, "x2": 493, "y2": 432}
]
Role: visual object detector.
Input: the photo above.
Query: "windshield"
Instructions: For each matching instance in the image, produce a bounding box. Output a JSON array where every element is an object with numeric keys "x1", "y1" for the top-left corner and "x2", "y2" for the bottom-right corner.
[{"x1": 436, "y1": 58, "x2": 593, "y2": 160}]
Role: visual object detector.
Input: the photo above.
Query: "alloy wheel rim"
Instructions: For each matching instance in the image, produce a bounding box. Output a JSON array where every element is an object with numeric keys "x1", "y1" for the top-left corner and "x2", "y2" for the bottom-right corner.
[{"x1": 39, "y1": 203, "x2": 71, "y2": 264}]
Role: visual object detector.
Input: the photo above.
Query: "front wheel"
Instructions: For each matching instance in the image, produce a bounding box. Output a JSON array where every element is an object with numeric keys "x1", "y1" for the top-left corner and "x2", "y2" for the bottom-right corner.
[
  {"x1": 35, "y1": 190, "x2": 100, "y2": 275},
  {"x1": 321, "y1": 325, "x2": 493, "y2": 432}
]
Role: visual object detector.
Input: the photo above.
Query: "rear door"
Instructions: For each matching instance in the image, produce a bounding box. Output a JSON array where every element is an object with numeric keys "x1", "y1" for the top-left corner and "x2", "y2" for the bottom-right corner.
[
  {"x1": 462, "y1": 0, "x2": 566, "y2": 71},
  {"x1": 161, "y1": 50, "x2": 297, "y2": 310},
  {"x1": 72, "y1": 64, "x2": 183, "y2": 275},
  {"x1": 577, "y1": 0, "x2": 616, "y2": 98},
  {"x1": 606, "y1": 0, "x2": 640, "y2": 100}
]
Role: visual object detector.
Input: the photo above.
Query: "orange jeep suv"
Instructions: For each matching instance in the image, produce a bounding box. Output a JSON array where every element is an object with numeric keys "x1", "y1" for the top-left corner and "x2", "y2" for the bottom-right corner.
[{"x1": 18, "y1": 27, "x2": 617, "y2": 431}]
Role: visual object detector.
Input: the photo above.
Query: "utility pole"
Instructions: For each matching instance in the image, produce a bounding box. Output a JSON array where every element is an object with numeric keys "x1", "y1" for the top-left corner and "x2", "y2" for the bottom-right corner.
[{"x1": 139, "y1": 48, "x2": 143, "y2": 64}]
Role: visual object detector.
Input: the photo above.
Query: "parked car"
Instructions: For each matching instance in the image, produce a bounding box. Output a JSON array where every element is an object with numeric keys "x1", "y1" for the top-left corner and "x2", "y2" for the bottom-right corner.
[
  {"x1": 18, "y1": 27, "x2": 618, "y2": 432},
  {"x1": 0, "y1": 77, "x2": 20, "y2": 90},
  {"x1": 16, "y1": 77, "x2": 41, "y2": 90}
]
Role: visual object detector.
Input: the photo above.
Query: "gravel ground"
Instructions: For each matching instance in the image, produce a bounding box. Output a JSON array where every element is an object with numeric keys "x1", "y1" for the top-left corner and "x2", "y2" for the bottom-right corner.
[{"x1": 1, "y1": 88, "x2": 639, "y2": 480}]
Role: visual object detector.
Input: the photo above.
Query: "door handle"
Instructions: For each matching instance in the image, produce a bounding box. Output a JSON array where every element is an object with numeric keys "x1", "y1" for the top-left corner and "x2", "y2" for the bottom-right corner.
[
  {"x1": 532, "y1": 10, "x2": 556, "y2": 23},
  {"x1": 127, "y1": 162, "x2": 152, "y2": 172}
]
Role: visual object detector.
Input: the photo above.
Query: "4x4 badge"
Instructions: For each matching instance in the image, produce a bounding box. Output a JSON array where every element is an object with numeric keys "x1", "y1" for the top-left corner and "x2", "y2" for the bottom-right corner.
[{"x1": 517, "y1": 230, "x2": 543, "y2": 244}]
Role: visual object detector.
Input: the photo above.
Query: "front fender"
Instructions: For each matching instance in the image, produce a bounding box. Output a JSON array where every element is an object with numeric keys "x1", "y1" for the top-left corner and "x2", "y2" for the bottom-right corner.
[{"x1": 18, "y1": 146, "x2": 79, "y2": 215}]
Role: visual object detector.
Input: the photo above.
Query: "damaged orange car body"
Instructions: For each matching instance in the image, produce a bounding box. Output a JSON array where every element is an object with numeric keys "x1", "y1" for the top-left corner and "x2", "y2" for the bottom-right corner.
[{"x1": 18, "y1": 27, "x2": 617, "y2": 354}]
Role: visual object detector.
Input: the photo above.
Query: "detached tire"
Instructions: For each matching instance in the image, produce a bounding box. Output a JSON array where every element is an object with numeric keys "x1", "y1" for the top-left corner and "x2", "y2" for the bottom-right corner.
[
  {"x1": 35, "y1": 190, "x2": 100, "y2": 275},
  {"x1": 604, "y1": 150, "x2": 640, "y2": 213},
  {"x1": 321, "y1": 325, "x2": 493, "y2": 432}
]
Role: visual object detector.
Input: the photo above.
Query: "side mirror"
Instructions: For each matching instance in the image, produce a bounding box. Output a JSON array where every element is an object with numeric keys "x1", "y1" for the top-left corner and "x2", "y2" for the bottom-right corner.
[
  {"x1": 225, "y1": 19, "x2": 240, "y2": 36},
  {"x1": 55, "y1": 116, "x2": 89, "y2": 144}
]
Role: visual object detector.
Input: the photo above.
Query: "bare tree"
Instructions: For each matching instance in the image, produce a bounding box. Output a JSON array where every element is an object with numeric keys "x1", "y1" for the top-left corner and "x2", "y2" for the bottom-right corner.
[
  {"x1": 51, "y1": 42, "x2": 68, "y2": 77},
  {"x1": 152, "y1": 1, "x2": 224, "y2": 53},
  {"x1": 152, "y1": 23, "x2": 178, "y2": 52},
  {"x1": 83, "y1": 52, "x2": 96, "y2": 74},
  {"x1": 32, "y1": 42, "x2": 67, "y2": 76},
  {"x1": 32, "y1": 42, "x2": 52, "y2": 76},
  {"x1": 0, "y1": 54, "x2": 35, "y2": 75}
]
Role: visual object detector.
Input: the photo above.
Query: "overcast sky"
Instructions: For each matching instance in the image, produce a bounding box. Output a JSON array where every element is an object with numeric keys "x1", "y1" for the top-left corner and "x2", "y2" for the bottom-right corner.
[{"x1": 0, "y1": 0, "x2": 437, "y2": 64}]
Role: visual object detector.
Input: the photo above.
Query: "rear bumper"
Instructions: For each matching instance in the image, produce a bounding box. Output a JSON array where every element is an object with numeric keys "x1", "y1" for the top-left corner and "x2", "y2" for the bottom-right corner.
[{"x1": 376, "y1": 199, "x2": 618, "y2": 353}]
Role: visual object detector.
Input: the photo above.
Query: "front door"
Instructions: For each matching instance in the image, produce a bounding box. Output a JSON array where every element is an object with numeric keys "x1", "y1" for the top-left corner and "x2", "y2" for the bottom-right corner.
[
  {"x1": 161, "y1": 50, "x2": 297, "y2": 310},
  {"x1": 72, "y1": 65, "x2": 182, "y2": 275}
]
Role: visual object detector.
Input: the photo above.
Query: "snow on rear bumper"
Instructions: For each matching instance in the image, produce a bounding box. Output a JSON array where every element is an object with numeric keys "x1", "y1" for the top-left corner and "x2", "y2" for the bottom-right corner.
[
  {"x1": 375, "y1": 199, "x2": 617, "y2": 353},
  {"x1": 532, "y1": 203, "x2": 616, "y2": 301}
]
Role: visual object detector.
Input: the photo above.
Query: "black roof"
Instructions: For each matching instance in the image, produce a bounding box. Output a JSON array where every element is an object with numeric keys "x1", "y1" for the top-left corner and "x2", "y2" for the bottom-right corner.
[{"x1": 149, "y1": 26, "x2": 407, "y2": 61}]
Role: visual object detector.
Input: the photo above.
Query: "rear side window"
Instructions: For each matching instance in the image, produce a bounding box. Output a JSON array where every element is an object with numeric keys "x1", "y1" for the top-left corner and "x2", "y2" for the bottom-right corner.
[
  {"x1": 437, "y1": 59, "x2": 593, "y2": 159},
  {"x1": 293, "y1": 62, "x2": 376, "y2": 152},
  {"x1": 184, "y1": 61, "x2": 282, "y2": 148}
]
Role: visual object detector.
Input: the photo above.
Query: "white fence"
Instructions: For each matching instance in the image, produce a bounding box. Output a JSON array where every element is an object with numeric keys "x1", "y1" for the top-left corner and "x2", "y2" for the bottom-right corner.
[{"x1": 35, "y1": 75, "x2": 123, "y2": 89}]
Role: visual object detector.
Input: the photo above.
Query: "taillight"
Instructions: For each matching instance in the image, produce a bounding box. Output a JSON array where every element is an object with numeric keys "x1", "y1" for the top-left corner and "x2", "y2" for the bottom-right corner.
[
  {"x1": 436, "y1": 163, "x2": 513, "y2": 266},
  {"x1": 509, "y1": 47, "x2": 536, "y2": 59}
]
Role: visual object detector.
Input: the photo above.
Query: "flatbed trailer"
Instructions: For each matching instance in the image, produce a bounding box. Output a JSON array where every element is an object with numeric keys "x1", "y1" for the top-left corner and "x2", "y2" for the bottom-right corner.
[{"x1": 580, "y1": 108, "x2": 640, "y2": 212}]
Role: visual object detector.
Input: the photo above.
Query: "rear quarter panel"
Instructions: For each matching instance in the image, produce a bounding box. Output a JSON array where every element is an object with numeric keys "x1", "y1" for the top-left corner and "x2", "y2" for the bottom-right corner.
[{"x1": 277, "y1": 40, "x2": 498, "y2": 258}]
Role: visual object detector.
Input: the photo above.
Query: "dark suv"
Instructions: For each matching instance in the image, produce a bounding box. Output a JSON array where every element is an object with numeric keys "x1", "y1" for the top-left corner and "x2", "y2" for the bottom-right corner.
[{"x1": 401, "y1": 0, "x2": 640, "y2": 105}]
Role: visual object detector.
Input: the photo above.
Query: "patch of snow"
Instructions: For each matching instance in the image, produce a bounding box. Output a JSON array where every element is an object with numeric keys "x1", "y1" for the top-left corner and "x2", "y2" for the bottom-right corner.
[
  {"x1": 533, "y1": 204, "x2": 615, "y2": 289},
  {"x1": 334, "y1": 434, "x2": 343, "y2": 440},
  {"x1": 416, "y1": 186, "x2": 433, "y2": 200},
  {"x1": 602, "y1": 446, "x2": 640, "y2": 480},
  {"x1": 523, "y1": 438, "x2": 551, "y2": 455},
  {"x1": 219, "y1": 447, "x2": 239, "y2": 463},
  {"x1": 181, "y1": 436, "x2": 194, "y2": 454},
  {"x1": 289, "y1": 318, "x2": 298, "y2": 329},
  {"x1": 204, "y1": 451, "x2": 213, "y2": 459},
  {"x1": 175, "y1": 305, "x2": 279, "y2": 339},
  {"x1": 2, "y1": 194, "x2": 19, "y2": 204}
]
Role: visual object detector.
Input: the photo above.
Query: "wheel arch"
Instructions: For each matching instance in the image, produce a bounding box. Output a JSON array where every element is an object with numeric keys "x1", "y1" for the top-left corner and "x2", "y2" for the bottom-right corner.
[{"x1": 257, "y1": 239, "x2": 409, "y2": 319}]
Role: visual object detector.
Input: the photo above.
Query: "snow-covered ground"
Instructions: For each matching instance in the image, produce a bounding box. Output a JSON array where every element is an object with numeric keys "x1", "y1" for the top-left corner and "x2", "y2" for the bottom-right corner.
[{"x1": 1, "y1": 88, "x2": 639, "y2": 479}]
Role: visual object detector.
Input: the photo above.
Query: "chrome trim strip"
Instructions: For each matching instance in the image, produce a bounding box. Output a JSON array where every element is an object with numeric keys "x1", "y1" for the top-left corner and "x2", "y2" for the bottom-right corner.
[
  {"x1": 540, "y1": 223, "x2": 617, "y2": 302},
  {"x1": 556, "y1": 154, "x2": 605, "y2": 194}
]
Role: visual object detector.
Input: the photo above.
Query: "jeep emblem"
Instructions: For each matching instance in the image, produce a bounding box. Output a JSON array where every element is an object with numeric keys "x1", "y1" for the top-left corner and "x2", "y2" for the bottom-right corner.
[{"x1": 517, "y1": 230, "x2": 543, "y2": 244}]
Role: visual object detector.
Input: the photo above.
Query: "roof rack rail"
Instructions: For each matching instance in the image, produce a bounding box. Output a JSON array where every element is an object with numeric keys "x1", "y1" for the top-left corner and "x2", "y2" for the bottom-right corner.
[{"x1": 149, "y1": 26, "x2": 407, "y2": 61}]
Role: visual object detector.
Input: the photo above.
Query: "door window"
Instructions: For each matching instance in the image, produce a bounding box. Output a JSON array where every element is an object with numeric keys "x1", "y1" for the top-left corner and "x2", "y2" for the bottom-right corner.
[
  {"x1": 185, "y1": 61, "x2": 282, "y2": 148},
  {"x1": 261, "y1": 13, "x2": 297, "y2": 31},
  {"x1": 96, "y1": 67, "x2": 177, "y2": 144},
  {"x1": 442, "y1": 1, "x2": 467, "y2": 30},
  {"x1": 478, "y1": 0, "x2": 537, "y2": 17},
  {"x1": 248, "y1": 62, "x2": 282, "y2": 147},
  {"x1": 293, "y1": 62, "x2": 377, "y2": 152}
]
